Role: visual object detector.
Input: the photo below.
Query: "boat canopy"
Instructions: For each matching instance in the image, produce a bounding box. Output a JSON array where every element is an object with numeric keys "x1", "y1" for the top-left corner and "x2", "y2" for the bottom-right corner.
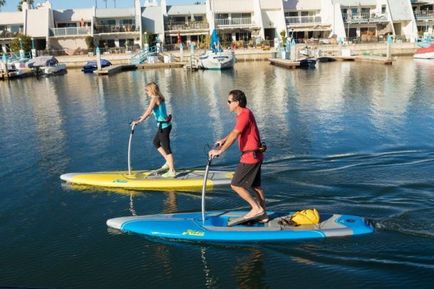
[
  {"x1": 27, "y1": 56, "x2": 58, "y2": 68},
  {"x1": 84, "y1": 59, "x2": 111, "y2": 67}
]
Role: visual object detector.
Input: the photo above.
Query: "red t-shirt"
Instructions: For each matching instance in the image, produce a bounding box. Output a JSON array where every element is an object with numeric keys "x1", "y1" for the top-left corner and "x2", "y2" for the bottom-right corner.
[{"x1": 234, "y1": 107, "x2": 263, "y2": 164}]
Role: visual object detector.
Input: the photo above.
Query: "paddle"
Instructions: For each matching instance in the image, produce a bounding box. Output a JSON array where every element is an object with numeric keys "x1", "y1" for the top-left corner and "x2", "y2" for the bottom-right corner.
[
  {"x1": 201, "y1": 144, "x2": 220, "y2": 224},
  {"x1": 127, "y1": 122, "x2": 136, "y2": 175},
  {"x1": 201, "y1": 156, "x2": 213, "y2": 224}
]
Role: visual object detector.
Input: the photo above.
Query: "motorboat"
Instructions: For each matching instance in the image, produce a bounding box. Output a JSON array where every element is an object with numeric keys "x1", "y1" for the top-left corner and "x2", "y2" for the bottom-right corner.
[
  {"x1": 414, "y1": 44, "x2": 434, "y2": 59},
  {"x1": 27, "y1": 55, "x2": 67, "y2": 76},
  {"x1": 414, "y1": 33, "x2": 434, "y2": 59},
  {"x1": 82, "y1": 59, "x2": 111, "y2": 73},
  {"x1": 299, "y1": 58, "x2": 317, "y2": 69},
  {"x1": 198, "y1": 30, "x2": 235, "y2": 70}
]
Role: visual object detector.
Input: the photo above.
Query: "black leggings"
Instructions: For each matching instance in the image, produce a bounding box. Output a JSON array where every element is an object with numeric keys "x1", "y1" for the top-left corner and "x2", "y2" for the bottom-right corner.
[{"x1": 153, "y1": 125, "x2": 172, "y2": 154}]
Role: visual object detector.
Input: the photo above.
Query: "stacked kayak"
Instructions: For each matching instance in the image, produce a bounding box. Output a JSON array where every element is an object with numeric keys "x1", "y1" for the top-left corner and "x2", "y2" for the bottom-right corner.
[{"x1": 107, "y1": 210, "x2": 374, "y2": 242}]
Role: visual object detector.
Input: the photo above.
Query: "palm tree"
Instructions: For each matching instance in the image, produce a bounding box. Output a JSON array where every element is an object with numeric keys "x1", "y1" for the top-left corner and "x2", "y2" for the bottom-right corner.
[
  {"x1": 17, "y1": 0, "x2": 34, "y2": 11},
  {"x1": 0, "y1": 0, "x2": 6, "y2": 10}
]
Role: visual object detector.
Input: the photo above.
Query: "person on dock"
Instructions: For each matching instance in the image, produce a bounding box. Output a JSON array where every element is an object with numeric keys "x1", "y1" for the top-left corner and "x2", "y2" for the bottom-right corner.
[
  {"x1": 208, "y1": 89, "x2": 267, "y2": 225},
  {"x1": 132, "y1": 82, "x2": 176, "y2": 178}
]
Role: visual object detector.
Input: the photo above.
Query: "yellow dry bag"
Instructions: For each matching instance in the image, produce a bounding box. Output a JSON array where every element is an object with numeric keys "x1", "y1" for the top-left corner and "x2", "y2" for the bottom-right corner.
[{"x1": 288, "y1": 209, "x2": 320, "y2": 225}]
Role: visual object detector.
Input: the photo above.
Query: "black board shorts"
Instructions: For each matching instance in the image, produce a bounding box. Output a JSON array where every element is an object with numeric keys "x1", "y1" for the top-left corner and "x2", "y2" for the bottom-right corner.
[
  {"x1": 231, "y1": 161, "x2": 262, "y2": 189},
  {"x1": 153, "y1": 125, "x2": 172, "y2": 154}
]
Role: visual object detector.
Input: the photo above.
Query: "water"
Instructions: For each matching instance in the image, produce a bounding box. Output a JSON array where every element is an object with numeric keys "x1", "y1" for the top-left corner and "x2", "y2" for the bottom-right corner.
[{"x1": 0, "y1": 59, "x2": 433, "y2": 288}]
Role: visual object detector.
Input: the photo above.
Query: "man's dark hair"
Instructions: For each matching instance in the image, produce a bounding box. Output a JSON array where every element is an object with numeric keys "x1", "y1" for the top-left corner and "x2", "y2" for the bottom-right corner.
[{"x1": 229, "y1": 89, "x2": 247, "y2": 108}]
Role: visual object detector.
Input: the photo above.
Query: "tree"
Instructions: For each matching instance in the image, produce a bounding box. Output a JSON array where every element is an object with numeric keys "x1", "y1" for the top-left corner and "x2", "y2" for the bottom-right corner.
[
  {"x1": 85, "y1": 36, "x2": 95, "y2": 51},
  {"x1": 10, "y1": 34, "x2": 32, "y2": 52},
  {"x1": 17, "y1": 0, "x2": 34, "y2": 11},
  {"x1": 0, "y1": 1, "x2": 6, "y2": 10}
]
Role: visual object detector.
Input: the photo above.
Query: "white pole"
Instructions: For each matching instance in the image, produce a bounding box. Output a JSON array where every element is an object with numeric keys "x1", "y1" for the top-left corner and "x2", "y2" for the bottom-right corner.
[
  {"x1": 96, "y1": 46, "x2": 102, "y2": 70},
  {"x1": 201, "y1": 158, "x2": 212, "y2": 224},
  {"x1": 127, "y1": 123, "x2": 136, "y2": 175}
]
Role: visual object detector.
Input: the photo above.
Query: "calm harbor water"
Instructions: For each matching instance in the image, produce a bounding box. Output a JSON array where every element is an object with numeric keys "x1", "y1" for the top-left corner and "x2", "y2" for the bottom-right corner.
[{"x1": 0, "y1": 59, "x2": 433, "y2": 289}]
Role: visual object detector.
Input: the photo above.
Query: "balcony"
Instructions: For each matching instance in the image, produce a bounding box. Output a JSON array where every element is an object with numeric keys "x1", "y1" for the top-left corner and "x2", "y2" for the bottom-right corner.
[
  {"x1": 166, "y1": 21, "x2": 209, "y2": 31},
  {"x1": 343, "y1": 13, "x2": 388, "y2": 23},
  {"x1": 414, "y1": 11, "x2": 434, "y2": 20},
  {"x1": 50, "y1": 27, "x2": 91, "y2": 37},
  {"x1": 285, "y1": 16, "x2": 322, "y2": 25},
  {"x1": 215, "y1": 18, "x2": 253, "y2": 27},
  {"x1": 0, "y1": 30, "x2": 21, "y2": 39},
  {"x1": 95, "y1": 24, "x2": 138, "y2": 34}
]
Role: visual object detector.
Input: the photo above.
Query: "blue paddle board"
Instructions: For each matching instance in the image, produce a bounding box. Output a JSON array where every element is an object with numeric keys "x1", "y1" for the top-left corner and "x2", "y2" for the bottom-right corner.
[{"x1": 107, "y1": 210, "x2": 374, "y2": 242}]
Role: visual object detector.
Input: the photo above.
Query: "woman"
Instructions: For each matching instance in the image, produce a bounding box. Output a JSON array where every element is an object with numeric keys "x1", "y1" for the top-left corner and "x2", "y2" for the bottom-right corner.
[{"x1": 132, "y1": 82, "x2": 176, "y2": 178}]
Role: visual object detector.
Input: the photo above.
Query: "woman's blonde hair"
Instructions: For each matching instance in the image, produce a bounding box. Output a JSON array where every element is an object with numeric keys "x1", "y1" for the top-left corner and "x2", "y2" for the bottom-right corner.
[{"x1": 145, "y1": 82, "x2": 165, "y2": 102}]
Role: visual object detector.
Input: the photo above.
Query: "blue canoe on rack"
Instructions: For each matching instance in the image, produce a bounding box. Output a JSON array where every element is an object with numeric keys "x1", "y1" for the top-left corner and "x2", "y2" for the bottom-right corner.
[{"x1": 107, "y1": 210, "x2": 374, "y2": 242}]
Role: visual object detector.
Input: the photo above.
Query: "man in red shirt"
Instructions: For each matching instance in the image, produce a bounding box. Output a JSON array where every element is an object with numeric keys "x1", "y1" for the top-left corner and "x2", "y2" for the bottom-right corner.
[{"x1": 209, "y1": 90, "x2": 267, "y2": 226}]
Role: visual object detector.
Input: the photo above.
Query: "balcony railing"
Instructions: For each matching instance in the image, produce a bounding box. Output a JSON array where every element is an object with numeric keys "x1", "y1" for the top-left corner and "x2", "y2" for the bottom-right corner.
[
  {"x1": 215, "y1": 18, "x2": 252, "y2": 26},
  {"x1": 343, "y1": 13, "x2": 388, "y2": 23},
  {"x1": 0, "y1": 31, "x2": 21, "y2": 39},
  {"x1": 166, "y1": 21, "x2": 209, "y2": 31},
  {"x1": 285, "y1": 16, "x2": 322, "y2": 25},
  {"x1": 95, "y1": 24, "x2": 138, "y2": 34},
  {"x1": 414, "y1": 11, "x2": 434, "y2": 20},
  {"x1": 50, "y1": 27, "x2": 91, "y2": 37}
]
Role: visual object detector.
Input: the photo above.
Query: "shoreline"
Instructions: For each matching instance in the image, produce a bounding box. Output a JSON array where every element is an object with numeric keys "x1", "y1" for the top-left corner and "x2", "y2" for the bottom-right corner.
[{"x1": 55, "y1": 42, "x2": 417, "y2": 69}]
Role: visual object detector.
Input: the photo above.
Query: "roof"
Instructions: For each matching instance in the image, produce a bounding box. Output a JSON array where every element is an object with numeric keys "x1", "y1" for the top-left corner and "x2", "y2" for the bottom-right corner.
[
  {"x1": 96, "y1": 8, "x2": 135, "y2": 18},
  {"x1": 339, "y1": 0, "x2": 378, "y2": 6},
  {"x1": 53, "y1": 9, "x2": 94, "y2": 22},
  {"x1": 166, "y1": 4, "x2": 206, "y2": 15}
]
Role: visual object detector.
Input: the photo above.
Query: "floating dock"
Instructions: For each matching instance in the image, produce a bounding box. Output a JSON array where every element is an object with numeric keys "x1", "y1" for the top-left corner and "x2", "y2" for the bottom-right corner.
[
  {"x1": 269, "y1": 58, "x2": 300, "y2": 69},
  {"x1": 270, "y1": 55, "x2": 392, "y2": 69},
  {"x1": 0, "y1": 69, "x2": 34, "y2": 80},
  {"x1": 137, "y1": 62, "x2": 185, "y2": 69},
  {"x1": 329, "y1": 55, "x2": 392, "y2": 64},
  {"x1": 94, "y1": 64, "x2": 137, "y2": 76}
]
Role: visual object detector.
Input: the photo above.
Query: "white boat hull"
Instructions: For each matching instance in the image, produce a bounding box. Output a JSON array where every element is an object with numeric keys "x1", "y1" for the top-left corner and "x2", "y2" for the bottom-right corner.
[
  {"x1": 414, "y1": 44, "x2": 434, "y2": 59},
  {"x1": 414, "y1": 52, "x2": 434, "y2": 59},
  {"x1": 199, "y1": 50, "x2": 235, "y2": 70},
  {"x1": 42, "y1": 64, "x2": 67, "y2": 75}
]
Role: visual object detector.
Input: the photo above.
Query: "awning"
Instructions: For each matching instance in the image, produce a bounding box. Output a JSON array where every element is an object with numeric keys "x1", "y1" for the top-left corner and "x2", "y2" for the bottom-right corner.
[
  {"x1": 377, "y1": 23, "x2": 393, "y2": 35},
  {"x1": 289, "y1": 26, "x2": 332, "y2": 32}
]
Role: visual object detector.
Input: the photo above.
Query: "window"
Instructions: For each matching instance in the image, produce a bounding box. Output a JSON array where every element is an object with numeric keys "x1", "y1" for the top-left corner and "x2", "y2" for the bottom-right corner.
[
  {"x1": 381, "y1": 5, "x2": 387, "y2": 14},
  {"x1": 120, "y1": 19, "x2": 133, "y2": 25},
  {"x1": 216, "y1": 14, "x2": 228, "y2": 20},
  {"x1": 285, "y1": 11, "x2": 298, "y2": 17}
]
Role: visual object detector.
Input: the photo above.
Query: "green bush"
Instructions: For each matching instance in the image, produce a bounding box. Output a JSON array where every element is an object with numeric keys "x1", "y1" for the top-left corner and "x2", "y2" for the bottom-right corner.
[{"x1": 10, "y1": 34, "x2": 32, "y2": 52}]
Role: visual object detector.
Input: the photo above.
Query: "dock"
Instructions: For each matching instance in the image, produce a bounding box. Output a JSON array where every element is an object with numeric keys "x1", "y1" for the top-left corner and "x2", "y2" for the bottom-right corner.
[
  {"x1": 94, "y1": 64, "x2": 137, "y2": 76},
  {"x1": 0, "y1": 69, "x2": 34, "y2": 81},
  {"x1": 332, "y1": 55, "x2": 392, "y2": 64},
  {"x1": 136, "y1": 62, "x2": 185, "y2": 69},
  {"x1": 269, "y1": 58, "x2": 300, "y2": 69},
  {"x1": 270, "y1": 55, "x2": 392, "y2": 69}
]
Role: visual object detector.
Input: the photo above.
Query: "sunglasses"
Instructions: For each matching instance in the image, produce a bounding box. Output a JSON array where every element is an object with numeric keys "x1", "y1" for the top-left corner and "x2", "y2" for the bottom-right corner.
[{"x1": 227, "y1": 99, "x2": 237, "y2": 104}]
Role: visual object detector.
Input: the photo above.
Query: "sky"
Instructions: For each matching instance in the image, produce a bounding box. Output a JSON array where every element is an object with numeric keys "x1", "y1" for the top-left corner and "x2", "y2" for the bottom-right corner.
[{"x1": 0, "y1": 0, "x2": 197, "y2": 12}]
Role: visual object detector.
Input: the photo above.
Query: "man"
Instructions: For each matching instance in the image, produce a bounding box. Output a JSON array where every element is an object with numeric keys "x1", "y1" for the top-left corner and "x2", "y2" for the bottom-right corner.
[{"x1": 209, "y1": 90, "x2": 267, "y2": 226}]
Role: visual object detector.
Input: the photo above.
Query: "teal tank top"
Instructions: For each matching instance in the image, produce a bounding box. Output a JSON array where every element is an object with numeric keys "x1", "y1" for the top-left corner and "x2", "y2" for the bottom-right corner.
[{"x1": 152, "y1": 101, "x2": 171, "y2": 129}]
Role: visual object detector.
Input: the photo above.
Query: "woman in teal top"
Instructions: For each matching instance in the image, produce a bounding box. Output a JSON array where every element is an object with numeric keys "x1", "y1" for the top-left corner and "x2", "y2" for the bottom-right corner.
[{"x1": 132, "y1": 82, "x2": 176, "y2": 178}]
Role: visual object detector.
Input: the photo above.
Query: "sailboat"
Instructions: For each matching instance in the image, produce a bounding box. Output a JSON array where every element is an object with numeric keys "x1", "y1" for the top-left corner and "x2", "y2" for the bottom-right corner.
[{"x1": 199, "y1": 30, "x2": 235, "y2": 70}]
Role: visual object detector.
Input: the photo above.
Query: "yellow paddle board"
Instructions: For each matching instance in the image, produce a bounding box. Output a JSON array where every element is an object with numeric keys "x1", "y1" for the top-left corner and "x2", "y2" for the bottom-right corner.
[{"x1": 60, "y1": 169, "x2": 233, "y2": 192}]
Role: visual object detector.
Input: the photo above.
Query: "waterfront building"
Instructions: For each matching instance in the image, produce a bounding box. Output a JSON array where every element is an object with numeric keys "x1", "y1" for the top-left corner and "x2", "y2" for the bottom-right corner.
[
  {"x1": 411, "y1": 0, "x2": 434, "y2": 36},
  {"x1": 163, "y1": 2, "x2": 209, "y2": 48},
  {"x1": 0, "y1": 0, "x2": 431, "y2": 55}
]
